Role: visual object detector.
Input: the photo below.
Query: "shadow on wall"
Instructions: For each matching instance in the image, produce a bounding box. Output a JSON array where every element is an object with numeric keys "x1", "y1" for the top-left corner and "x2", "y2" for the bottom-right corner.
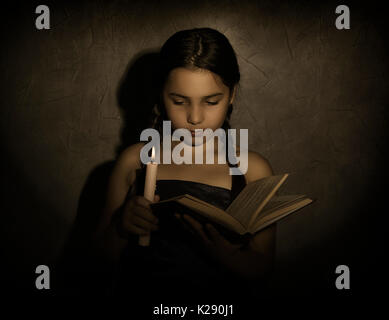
[
  {"x1": 54, "y1": 51, "x2": 160, "y2": 295},
  {"x1": 116, "y1": 50, "x2": 161, "y2": 154}
]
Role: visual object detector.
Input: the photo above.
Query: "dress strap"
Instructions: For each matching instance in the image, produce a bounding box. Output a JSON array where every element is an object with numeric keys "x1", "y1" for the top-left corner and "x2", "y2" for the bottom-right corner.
[{"x1": 229, "y1": 163, "x2": 247, "y2": 201}]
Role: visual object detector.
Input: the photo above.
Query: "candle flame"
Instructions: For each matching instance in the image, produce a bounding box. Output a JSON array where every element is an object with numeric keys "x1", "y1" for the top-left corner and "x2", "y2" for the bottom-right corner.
[{"x1": 151, "y1": 146, "x2": 155, "y2": 162}]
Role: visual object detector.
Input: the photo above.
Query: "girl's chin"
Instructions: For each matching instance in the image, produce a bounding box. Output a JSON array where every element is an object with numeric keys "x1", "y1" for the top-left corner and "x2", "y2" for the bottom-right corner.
[{"x1": 181, "y1": 136, "x2": 205, "y2": 146}]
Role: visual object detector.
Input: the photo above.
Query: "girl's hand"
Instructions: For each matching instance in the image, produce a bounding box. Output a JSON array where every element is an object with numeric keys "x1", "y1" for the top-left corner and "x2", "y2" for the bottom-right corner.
[
  {"x1": 117, "y1": 195, "x2": 160, "y2": 237},
  {"x1": 175, "y1": 213, "x2": 268, "y2": 279},
  {"x1": 174, "y1": 213, "x2": 242, "y2": 263}
]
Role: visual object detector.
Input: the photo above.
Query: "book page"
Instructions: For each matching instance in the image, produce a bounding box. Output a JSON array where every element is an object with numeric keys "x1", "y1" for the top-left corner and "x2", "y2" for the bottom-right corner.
[
  {"x1": 257, "y1": 195, "x2": 307, "y2": 218},
  {"x1": 226, "y1": 174, "x2": 288, "y2": 228},
  {"x1": 178, "y1": 196, "x2": 246, "y2": 234},
  {"x1": 250, "y1": 197, "x2": 313, "y2": 233},
  {"x1": 151, "y1": 194, "x2": 246, "y2": 234}
]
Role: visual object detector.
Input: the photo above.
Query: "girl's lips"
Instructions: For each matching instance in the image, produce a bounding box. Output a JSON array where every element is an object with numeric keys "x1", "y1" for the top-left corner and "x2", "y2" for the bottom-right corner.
[{"x1": 190, "y1": 130, "x2": 203, "y2": 137}]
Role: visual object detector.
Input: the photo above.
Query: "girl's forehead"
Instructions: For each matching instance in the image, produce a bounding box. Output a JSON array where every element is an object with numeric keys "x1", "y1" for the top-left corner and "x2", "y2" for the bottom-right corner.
[{"x1": 164, "y1": 67, "x2": 228, "y2": 96}]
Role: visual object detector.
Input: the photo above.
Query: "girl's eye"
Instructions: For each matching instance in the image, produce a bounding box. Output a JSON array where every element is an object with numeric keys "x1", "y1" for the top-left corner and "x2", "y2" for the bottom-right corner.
[
  {"x1": 206, "y1": 101, "x2": 219, "y2": 106},
  {"x1": 173, "y1": 100, "x2": 185, "y2": 105}
]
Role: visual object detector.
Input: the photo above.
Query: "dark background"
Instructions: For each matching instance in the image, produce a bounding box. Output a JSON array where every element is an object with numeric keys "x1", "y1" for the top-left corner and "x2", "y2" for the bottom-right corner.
[{"x1": 0, "y1": 0, "x2": 387, "y2": 298}]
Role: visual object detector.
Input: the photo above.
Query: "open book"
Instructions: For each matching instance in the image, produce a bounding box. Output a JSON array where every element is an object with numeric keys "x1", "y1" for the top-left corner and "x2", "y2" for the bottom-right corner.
[{"x1": 150, "y1": 174, "x2": 313, "y2": 237}]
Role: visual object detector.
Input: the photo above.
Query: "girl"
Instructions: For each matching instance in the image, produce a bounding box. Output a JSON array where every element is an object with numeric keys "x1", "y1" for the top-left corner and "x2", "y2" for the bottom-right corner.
[{"x1": 94, "y1": 28, "x2": 276, "y2": 301}]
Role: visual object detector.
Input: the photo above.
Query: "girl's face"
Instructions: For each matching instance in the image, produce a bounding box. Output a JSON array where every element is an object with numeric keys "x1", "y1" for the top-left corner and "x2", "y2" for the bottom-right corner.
[{"x1": 162, "y1": 67, "x2": 235, "y2": 146}]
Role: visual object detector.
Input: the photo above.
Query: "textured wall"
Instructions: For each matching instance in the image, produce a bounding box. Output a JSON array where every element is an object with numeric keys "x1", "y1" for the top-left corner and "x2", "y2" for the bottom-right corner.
[{"x1": 1, "y1": 0, "x2": 387, "y2": 294}]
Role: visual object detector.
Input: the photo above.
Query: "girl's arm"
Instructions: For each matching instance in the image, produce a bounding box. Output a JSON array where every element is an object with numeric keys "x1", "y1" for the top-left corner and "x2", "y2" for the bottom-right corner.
[
  {"x1": 240, "y1": 151, "x2": 276, "y2": 279},
  {"x1": 92, "y1": 143, "x2": 144, "y2": 263}
]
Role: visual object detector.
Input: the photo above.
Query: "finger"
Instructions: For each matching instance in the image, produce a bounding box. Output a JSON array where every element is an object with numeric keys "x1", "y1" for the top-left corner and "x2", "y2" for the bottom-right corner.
[
  {"x1": 205, "y1": 224, "x2": 232, "y2": 247},
  {"x1": 133, "y1": 206, "x2": 159, "y2": 224},
  {"x1": 132, "y1": 215, "x2": 159, "y2": 231},
  {"x1": 123, "y1": 222, "x2": 149, "y2": 235},
  {"x1": 206, "y1": 224, "x2": 241, "y2": 252},
  {"x1": 153, "y1": 194, "x2": 160, "y2": 203},
  {"x1": 182, "y1": 214, "x2": 212, "y2": 245},
  {"x1": 134, "y1": 196, "x2": 154, "y2": 209},
  {"x1": 174, "y1": 213, "x2": 196, "y2": 236}
]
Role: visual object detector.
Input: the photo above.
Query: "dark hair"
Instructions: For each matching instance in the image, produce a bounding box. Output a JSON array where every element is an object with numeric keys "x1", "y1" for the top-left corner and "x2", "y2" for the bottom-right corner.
[{"x1": 151, "y1": 27, "x2": 240, "y2": 133}]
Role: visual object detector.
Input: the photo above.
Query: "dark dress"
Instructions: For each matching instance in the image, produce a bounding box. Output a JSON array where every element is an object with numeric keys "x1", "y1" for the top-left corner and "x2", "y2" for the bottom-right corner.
[{"x1": 112, "y1": 164, "x2": 262, "y2": 306}]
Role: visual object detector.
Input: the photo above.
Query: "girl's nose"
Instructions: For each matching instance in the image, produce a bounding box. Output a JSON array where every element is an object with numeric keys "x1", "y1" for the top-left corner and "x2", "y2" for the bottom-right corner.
[{"x1": 187, "y1": 105, "x2": 204, "y2": 125}]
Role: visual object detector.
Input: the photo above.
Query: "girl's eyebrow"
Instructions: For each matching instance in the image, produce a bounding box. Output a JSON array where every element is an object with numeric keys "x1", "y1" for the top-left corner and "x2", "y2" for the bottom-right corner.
[{"x1": 169, "y1": 93, "x2": 224, "y2": 99}]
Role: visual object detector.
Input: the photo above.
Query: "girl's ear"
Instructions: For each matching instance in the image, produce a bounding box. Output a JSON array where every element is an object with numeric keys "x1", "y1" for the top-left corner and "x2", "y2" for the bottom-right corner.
[{"x1": 229, "y1": 85, "x2": 237, "y2": 104}]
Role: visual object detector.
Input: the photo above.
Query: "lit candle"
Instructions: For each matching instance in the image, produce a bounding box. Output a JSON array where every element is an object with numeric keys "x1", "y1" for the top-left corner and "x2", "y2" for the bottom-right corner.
[{"x1": 139, "y1": 146, "x2": 158, "y2": 246}]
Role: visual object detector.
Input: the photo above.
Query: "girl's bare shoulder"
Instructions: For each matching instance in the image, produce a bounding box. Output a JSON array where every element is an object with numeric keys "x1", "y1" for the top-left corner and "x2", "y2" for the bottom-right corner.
[
  {"x1": 115, "y1": 143, "x2": 145, "y2": 185},
  {"x1": 245, "y1": 150, "x2": 273, "y2": 183},
  {"x1": 118, "y1": 143, "x2": 145, "y2": 167}
]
